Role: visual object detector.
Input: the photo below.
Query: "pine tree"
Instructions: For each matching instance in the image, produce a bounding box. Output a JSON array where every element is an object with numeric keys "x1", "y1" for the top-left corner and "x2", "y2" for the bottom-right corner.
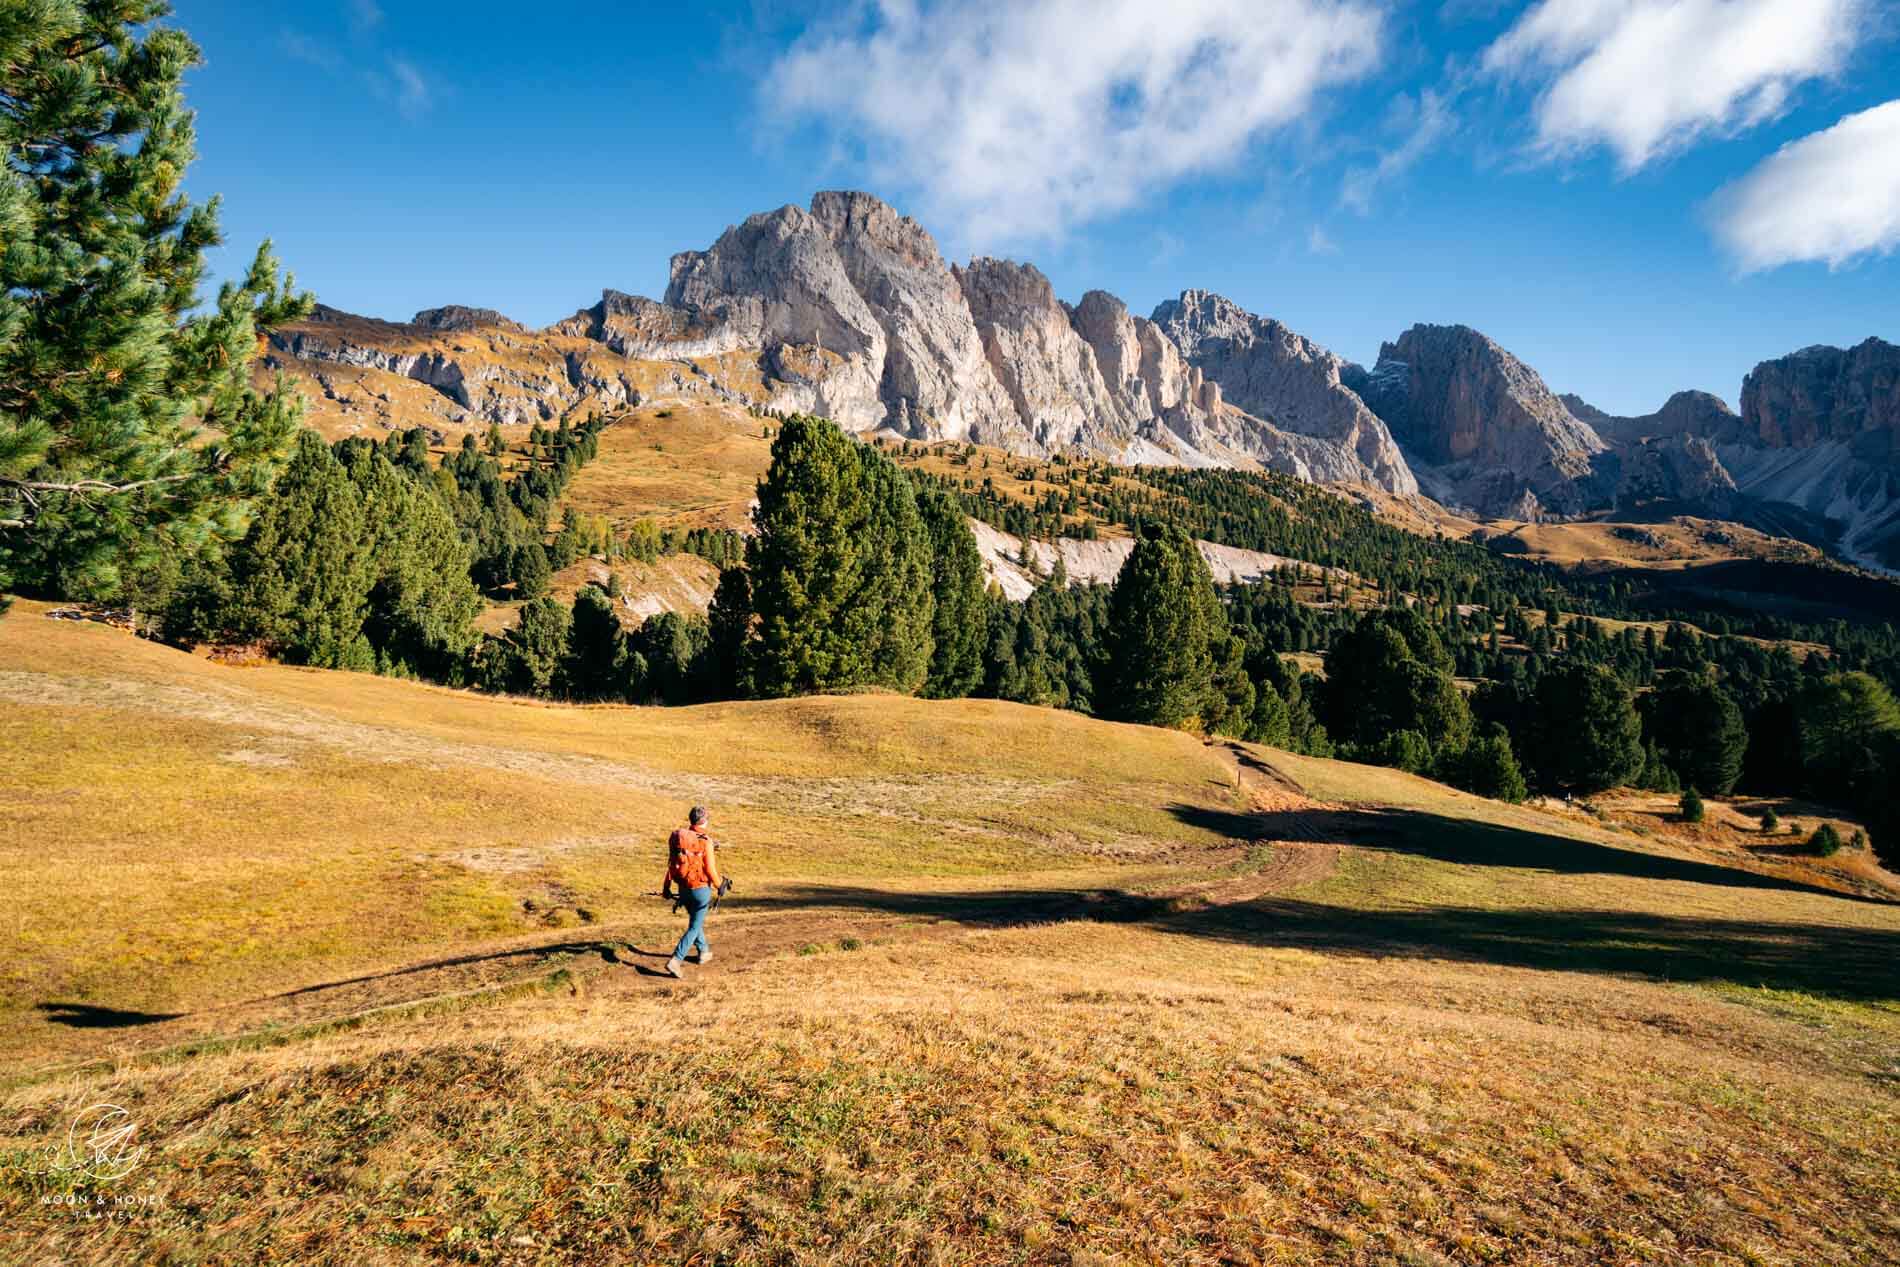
[
  {"x1": 1796, "y1": 671, "x2": 1900, "y2": 805},
  {"x1": 705, "y1": 565, "x2": 754, "y2": 699},
  {"x1": 843, "y1": 444, "x2": 933, "y2": 693},
  {"x1": 1679, "y1": 786, "x2": 1705, "y2": 823},
  {"x1": 1099, "y1": 524, "x2": 1219, "y2": 728},
  {"x1": 224, "y1": 432, "x2": 372, "y2": 668},
  {"x1": 563, "y1": 584, "x2": 629, "y2": 701},
  {"x1": 1643, "y1": 671, "x2": 1746, "y2": 795},
  {"x1": 1, "y1": 2, "x2": 312, "y2": 601},
  {"x1": 746, "y1": 415, "x2": 872, "y2": 696},
  {"x1": 744, "y1": 415, "x2": 935, "y2": 697},
  {"x1": 919, "y1": 488, "x2": 987, "y2": 699},
  {"x1": 1529, "y1": 664, "x2": 1643, "y2": 793}
]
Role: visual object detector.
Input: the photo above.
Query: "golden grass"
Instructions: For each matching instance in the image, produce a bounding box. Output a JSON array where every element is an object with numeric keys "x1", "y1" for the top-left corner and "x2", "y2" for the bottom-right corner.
[
  {"x1": 556, "y1": 404, "x2": 772, "y2": 534},
  {"x1": 3, "y1": 602, "x2": 1898, "y2": 1264}
]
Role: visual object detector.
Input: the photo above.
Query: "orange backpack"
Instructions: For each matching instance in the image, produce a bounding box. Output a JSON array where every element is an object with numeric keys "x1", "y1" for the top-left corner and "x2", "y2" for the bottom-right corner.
[{"x1": 669, "y1": 828, "x2": 712, "y2": 889}]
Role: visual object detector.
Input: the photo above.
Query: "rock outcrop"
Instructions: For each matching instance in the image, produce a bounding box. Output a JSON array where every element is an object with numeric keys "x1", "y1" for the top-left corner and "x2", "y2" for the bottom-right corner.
[
  {"x1": 1740, "y1": 339, "x2": 1900, "y2": 447},
  {"x1": 1153, "y1": 290, "x2": 1417, "y2": 494},
  {"x1": 1612, "y1": 436, "x2": 1737, "y2": 514},
  {"x1": 1720, "y1": 339, "x2": 1900, "y2": 568},
  {"x1": 1562, "y1": 390, "x2": 1741, "y2": 447},
  {"x1": 1350, "y1": 324, "x2": 1607, "y2": 517}
]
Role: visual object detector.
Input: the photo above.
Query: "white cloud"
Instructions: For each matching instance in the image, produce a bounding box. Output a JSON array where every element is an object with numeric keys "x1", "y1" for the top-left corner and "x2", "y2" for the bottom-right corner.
[
  {"x1": 349, "y1": 0, "x2": 384, "y2": 32},
  {"x1": 1483, "y1": 0, "x2": 1863, "y2": 171},
  {"x1": 1340, "y1": 88, "x2": 1455, "y2": 214},
  {"x1": 765, "y1": 0, "x2": 1385, "y2": 244},
  {"x1": 1307, "y1": 224, "x2": 1341, "y2": 254},
  {"x1": 1711, "y1": 98, "x2": 1900, "y2": 271},
  {"x1": 386, "y1": 58, "x2": 433, "y2": 120}
]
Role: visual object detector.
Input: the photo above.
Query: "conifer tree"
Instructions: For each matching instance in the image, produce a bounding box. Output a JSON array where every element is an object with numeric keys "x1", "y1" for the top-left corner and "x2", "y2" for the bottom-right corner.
[
  {"x1": 705, "y1": 565, "x2": 754, "y2": 699},
  {"x1": 563, "y1": 584, "x2": 629, "y2": 701},
  {"x1": 224, "y1": 432, "x2": 372, "y2": 668},
  {"x1": 502, "y1": 596, "x2": 569, "y2": 696},
  {"x1": 844, "y1": 444, "x2": 933, "y2": 693},
  {"x1": 1100, "y1": 524, "x2": 1219, "y2": 728},
  {"x1": 919, "y1": 488, "x2": 987, "y2": 699},
  {"x1": 1528, "y1": 664, "x2": 1643, "y2": 793},
  {"x1": 1643, "y1": 671, "x2": 1746, "y2": 795},
  {"x1": 744, "y1": 415, "x2": 936, "y2": 697},
  {"x1": 746, "y1": 415, "x2": 871, "y2": 696},
  {"x1": 335, "y1": 440, "x2": 481, "y2": 677},
  {"x1": 1, "y1": 1, "x2": 313, "y2": 601}
]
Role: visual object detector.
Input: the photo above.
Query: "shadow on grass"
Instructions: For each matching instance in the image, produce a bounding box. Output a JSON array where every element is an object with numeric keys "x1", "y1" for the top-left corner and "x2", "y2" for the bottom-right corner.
[
  {"x1": 736, "y1": 881, "x2": 1900, "y2": 1001},
  {"x1": 1167, "y1": 802, "x2": 1889, "y2": 905},
  {"x1": 37, "y1": 1002, "x2": 185, "y2": 1029}
]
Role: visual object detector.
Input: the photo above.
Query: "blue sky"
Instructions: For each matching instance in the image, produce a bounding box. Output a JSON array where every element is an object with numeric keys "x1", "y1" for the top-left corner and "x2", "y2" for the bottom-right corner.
[{"x1": 177, "y1": 1, "x2": 1899, "y2": 416}]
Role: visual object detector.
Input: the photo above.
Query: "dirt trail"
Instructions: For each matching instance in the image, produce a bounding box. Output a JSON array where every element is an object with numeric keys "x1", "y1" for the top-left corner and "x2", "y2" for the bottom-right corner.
[{"x1": 11, "y1": 739, "x2": 1346, "y2": 1081}]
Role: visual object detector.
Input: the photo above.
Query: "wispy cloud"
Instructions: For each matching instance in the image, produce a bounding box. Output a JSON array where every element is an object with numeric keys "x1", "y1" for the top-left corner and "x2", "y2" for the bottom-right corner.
[
  {"x1": 1483, "y1": 0, "x2": 1863, "y2": 171},
  {"x1": 1340, "y1": 88, "x2": 1455, "y2": 214},
  {"x1": 384, "y1": 57, "x2": 433, "y2": 120},
  {"x1": 1307, "y1": 224, "x2": 1341, "y2": 255},
  {"x1": 279, "y1": 29, "x2": 342, "y2": 73},
  {"x1": 1711, "y1": 98, "x2": 1900, "y2": 272},
  {"x1": 764, "y1": 0, "x2": 1385, "y2": 246},
  {"x1": 282, "y1": 2, "x2": 441, "y2": 123}
]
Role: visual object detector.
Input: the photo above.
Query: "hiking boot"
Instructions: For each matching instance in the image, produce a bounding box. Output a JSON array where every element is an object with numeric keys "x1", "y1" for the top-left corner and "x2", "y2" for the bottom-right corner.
[
  {"x1": 695, "y1": 949, "x2": 712, "y2": 965},
  {"x1": 664, "y1": 957, "x2": 684, "y2": 978}
]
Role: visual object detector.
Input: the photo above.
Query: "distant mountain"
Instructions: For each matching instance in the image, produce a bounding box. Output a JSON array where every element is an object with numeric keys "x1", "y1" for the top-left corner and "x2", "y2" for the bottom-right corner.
[
  {"x1": 261, "y1": 189, "x2": 1898, "y2": 568},
  {"x1": 1346, "y1": 324, "x2": 1607, "y2": 518}
]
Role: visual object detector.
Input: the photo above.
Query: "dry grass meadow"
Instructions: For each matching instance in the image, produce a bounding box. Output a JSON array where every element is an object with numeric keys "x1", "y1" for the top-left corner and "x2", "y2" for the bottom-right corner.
[{"x1": 3, "y1": 603, "x2": 1898, "y2": 1265}]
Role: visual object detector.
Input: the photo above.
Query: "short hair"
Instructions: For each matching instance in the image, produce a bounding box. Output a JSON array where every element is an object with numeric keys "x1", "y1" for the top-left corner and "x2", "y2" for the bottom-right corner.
[{"x1": 689, "y1": 805, "x2": 708, "y2": 825}]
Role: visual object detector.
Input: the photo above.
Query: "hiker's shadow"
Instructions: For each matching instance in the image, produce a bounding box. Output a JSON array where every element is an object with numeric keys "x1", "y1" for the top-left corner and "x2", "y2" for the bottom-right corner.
[{"x1": 616, "y1": 946, "x2": 677, "y2": 976}]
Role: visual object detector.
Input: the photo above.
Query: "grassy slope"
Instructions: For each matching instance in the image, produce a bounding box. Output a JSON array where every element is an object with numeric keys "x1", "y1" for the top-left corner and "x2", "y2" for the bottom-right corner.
[{"x1": 3, "y1": 607, "x2": 1898, "y2": 1264}]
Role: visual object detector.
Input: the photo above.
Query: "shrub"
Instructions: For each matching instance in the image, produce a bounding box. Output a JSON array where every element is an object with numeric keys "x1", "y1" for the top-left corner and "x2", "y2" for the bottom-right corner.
[
  {"x1": 1679, "y1": 787, "x2": 1705, "y2": 823},
  {"x1": 1850, "y1": 828, "x2": 1869, "y2": 852},
  {"x1": 1760, "y1": 808, "x2": 1780, "y2": 833},
  {"x1": 1809, "y1": 823, "x2": 1843, "y2": 857}
]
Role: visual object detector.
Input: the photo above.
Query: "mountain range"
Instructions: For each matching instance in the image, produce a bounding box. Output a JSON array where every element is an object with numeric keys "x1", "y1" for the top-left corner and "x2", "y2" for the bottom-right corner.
[{"x1": 265, "y1": 191, "x2": 1900, "y2": 570}]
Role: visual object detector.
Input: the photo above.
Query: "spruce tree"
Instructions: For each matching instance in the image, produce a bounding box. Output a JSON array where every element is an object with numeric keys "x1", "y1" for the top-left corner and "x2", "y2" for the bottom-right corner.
[
  {"x1": 1100, "y1": 524, "x2": 1218, "y2": 728},
  {"x1": 225, "y1": 432, "x2": 372, "y2": 668},
  {"x1": 1, "y1": 1, "x2": 312, "y2": 601},
  {"x1": 746, "y1": 415, "x2": 872, "y2": 696},
  {"x1": 843, "y1": 443, "x2": 933, "y2": 693},
  {"x1": 563, "y1": 584, "x2": 629, "y2": 701},
  {"x1": 1528, "y1": 664, "x2": 1643, "y2": 793},
  {"x1": 503, "y1": 597, "x2": 569, "y2": 696},
  {"x1": 705, "y1": 565, "x2": 754, "y2": 699},
  {"x1": 335, "y1": 440, "x2": 481, "y2": 677},
  {"x1": 919, "y1": 488, "x2": 987, "y2": 699},
  {"x1": 744, "y1": 414, "x2": 935, "y2": 697},
  {"x1": 1644, "y1": 672, "x2": 1746, "y2": 795},
  {"x1": 1679, "y1": 786, "x2": 1705, "y2": 823}
]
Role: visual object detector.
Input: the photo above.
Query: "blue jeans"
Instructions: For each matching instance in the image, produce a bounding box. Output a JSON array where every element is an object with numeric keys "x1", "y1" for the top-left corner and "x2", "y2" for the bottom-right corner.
[{"x1": 672, "y1": 885, "x2": 711, "y2": 961}]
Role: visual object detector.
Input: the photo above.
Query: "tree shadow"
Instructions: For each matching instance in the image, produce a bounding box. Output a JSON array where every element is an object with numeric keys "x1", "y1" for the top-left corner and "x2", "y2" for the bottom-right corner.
[
  {"x1": 731, "y1": 798, "x2": 1900, "y2": 1006},
  {"x1": 37, "y1": 1002, "x2": 185, "y2": 1029},
  {"x1": 1165, "y1": 802, "x2": 1892, "y2": 905}
]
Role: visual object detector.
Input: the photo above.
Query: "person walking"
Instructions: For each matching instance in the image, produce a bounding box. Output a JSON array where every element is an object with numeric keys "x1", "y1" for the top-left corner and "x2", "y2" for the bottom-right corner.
[{"x1": 661, "y1": 805, "x2": 723, "y2": 978}]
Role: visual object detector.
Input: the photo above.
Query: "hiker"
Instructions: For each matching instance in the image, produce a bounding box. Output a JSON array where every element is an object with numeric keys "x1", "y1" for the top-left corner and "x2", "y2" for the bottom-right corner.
[{"x1": 661, "y1": 805, "x2": 724, "y2": 977}]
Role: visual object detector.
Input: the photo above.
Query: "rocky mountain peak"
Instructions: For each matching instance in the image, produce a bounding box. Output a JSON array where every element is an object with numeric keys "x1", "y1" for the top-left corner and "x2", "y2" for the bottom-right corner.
[
  {"x1": 1741, "y1": 337, "x2": 1900, "y2": 448},
  {"x1": 1151, "y1": 290, "x2": 1418, "y2": 495},
  {"x1": 411, "y1": 305, "x2": 522, "y2": 333},
  {"x1": 1354, "y1": 323, "x2": 1605, "y2": 517}
]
